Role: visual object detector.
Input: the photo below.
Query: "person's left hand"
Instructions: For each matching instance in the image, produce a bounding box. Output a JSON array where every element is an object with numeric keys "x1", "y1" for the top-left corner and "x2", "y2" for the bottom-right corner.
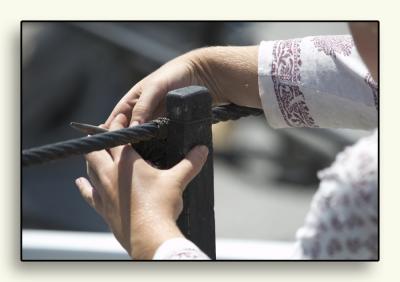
[{"x1": 75, "y1": 114, "x2": 209, "y2": 259}]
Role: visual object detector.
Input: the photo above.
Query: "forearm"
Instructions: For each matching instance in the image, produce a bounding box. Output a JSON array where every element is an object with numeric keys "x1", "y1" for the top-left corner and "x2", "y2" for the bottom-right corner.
[{"x1": 190, "y1": 46, "x2": 261, "y2": 108}]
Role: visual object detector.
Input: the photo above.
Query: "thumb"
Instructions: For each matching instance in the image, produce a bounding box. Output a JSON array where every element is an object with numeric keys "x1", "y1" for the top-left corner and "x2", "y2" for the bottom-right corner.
[{"x1": 170, "y1": 145, "x2": 209, "y2": 189}]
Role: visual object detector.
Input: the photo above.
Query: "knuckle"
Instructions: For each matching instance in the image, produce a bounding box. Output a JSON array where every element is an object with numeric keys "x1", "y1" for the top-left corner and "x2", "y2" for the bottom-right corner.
[
  {"x1": 132, "y1": 104, "x2": 149, "y2": 121},
  {"x1": 99, "y1": 176, "x2": 112, "y2": 189}
]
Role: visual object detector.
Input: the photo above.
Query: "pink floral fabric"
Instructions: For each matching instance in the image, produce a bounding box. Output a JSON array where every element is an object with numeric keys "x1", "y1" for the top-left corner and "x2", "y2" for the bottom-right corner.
[
  {"x1": 311, "y1": 35, "x2": 355, "y2": 58},
  {"x1": 365, "y1": 73, "x2": 379, "y2": 110},
  {"x1": 270, "y1": 39, "x2": 317, "y2": 127},
  {"x1": 295, "y1": 130, "x2": 377, "y2": 259}
]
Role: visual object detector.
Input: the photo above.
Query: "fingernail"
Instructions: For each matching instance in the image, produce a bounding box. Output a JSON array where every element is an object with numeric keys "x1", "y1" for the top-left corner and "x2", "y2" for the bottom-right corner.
[
  {"x1": 116, "y1": 113, "x2": 124, "y2": 120},
  {"x1": 99, "y1": 124, "x2": 109, "y2": 130},
  {"x1": 75, "y1": 178, "x2": 81, "y2": 185},
  {"x1": 130, "y1": 121, "x2": 139, "y2": 127},
  {"x1": 198, "y1": 145, "x2": 209, "y2": 155}
]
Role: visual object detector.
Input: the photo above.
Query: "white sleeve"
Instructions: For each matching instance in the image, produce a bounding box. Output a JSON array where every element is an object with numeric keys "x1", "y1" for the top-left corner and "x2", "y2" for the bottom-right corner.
[
  {"x1": 258, "y1": 35, "x2": 378, "y2": 129},
  {"x1": 153, "y1": 237, "x2": 210, "y2": 260}
]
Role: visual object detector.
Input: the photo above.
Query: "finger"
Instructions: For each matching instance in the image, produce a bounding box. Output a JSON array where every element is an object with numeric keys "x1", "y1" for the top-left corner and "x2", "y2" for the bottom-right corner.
[
  {"x1": 86, "y1": 163, "x2": 104, "y2": 193},
  {"x1": 169, "y1": 145, "x2": 209, "y2": 189},
  {"x1": 151, "y1": 96, "x2": 167, "y2": 120},
  {"x1": 119, "y1": 144, "x2": 146, "y2": 168},
  {"x1": 84, "y1": 149, "x2": 112, "y2": 173},
  {"x1": 95, "y1": 124, "x2": 113, "y2": 155},
  {"x1": 104, "y1": 83, "x2": 142, "y2": 127},
  {"x1": 130, "y1": 83, "x2": 166, "y2": 126},
  {"x1": 75, "y1": 177, "x2": 103, "y2": 211},
  {"x1": 109, "y1": 113, "x2": 129, "y2": 160}
]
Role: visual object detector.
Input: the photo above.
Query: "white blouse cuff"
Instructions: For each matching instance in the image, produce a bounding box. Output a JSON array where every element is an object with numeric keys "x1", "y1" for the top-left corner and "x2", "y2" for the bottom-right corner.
[
  {"x1": 257, "y1": 37, "x2": 377, "y2": 130},
  {"x1": 258, "y1": 40, "x2": 287, "y2": 128},
  {"x1": 153, "y1": 237, "x2": 210, "y2": 260}
]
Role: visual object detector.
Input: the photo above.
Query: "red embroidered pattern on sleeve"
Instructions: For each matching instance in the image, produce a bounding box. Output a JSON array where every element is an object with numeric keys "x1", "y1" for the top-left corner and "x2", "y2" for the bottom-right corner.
[
  {"x1": 311, "y1": 35, "x2": 355, "y2": 58},
  {"x1": 364, "y1": 73, "x2": 378, "y2": 110},
  {"x1": 271, "y1": 39, "x2": 317, "y2": 127}
]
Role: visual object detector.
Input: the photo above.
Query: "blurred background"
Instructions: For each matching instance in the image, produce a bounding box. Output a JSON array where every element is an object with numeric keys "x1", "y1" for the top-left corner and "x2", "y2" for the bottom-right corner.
[{"x1": 22, "y1": 22, "x2": 373, "y2": 259}]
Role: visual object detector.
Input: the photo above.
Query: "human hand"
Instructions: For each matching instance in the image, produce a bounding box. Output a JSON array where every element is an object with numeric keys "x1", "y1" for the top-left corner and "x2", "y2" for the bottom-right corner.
[
  {"x1": 75, "y1": 114, "x2": 209, "y2": 259},
  {"x1": 104, "y1": 46, "x2": 260, "y2": 127}
]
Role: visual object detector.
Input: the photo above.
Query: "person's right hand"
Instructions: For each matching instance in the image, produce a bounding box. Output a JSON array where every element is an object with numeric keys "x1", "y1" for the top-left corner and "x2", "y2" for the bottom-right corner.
[
  {"x1": 104, "y1": 46, "x2": 260, "y2": 128},
  {"x1": 75, "y1": 115, "x2": 209, "y2": 259}
]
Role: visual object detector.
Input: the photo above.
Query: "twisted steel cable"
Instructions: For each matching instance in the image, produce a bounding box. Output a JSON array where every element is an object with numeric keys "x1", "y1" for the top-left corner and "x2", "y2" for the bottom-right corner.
[
  {"x1": 22, "y1": 105, "x2": 263, "y2": 166},
  {"x1": 211, "y1": 104, "x2": 263, "y2": 123}
]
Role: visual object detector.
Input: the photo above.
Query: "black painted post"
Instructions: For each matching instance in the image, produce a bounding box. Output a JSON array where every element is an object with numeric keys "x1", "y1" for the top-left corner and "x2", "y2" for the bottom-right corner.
[{"x1": 166, "y1": 86, "x2": 216, "y2": 259}]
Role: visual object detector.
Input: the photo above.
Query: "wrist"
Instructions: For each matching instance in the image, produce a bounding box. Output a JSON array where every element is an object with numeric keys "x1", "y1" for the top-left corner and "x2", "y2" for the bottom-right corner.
[
  {"x1": 131, "y1": 217, "x2": 183, "y2": 260},
  {"x1": 188, "y1": 46, "x2": 261, "y2": 108},
  {"x1": 185, "y1": 47, "x2": 228, "y2": 104}
]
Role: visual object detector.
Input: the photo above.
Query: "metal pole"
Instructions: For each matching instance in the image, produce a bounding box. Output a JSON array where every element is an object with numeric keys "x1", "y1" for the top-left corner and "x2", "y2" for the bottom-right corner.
[{"x1": 165, "y1": 86, "x2": 216, "y2": 259}]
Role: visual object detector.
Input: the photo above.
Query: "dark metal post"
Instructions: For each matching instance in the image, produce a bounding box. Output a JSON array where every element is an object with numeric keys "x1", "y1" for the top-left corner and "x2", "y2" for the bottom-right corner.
[{"x1": 166, "y1": 86, "x2": 216, "y2": 259}]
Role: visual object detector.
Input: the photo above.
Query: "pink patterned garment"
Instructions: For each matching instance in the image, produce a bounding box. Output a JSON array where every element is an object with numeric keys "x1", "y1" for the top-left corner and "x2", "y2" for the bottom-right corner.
[
  {"x1": 153, "y1": 35, "x2": 378, "y2": 260},
  {"x1": 295, "y1": 130, "x2": 377, "y2": 259}
]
